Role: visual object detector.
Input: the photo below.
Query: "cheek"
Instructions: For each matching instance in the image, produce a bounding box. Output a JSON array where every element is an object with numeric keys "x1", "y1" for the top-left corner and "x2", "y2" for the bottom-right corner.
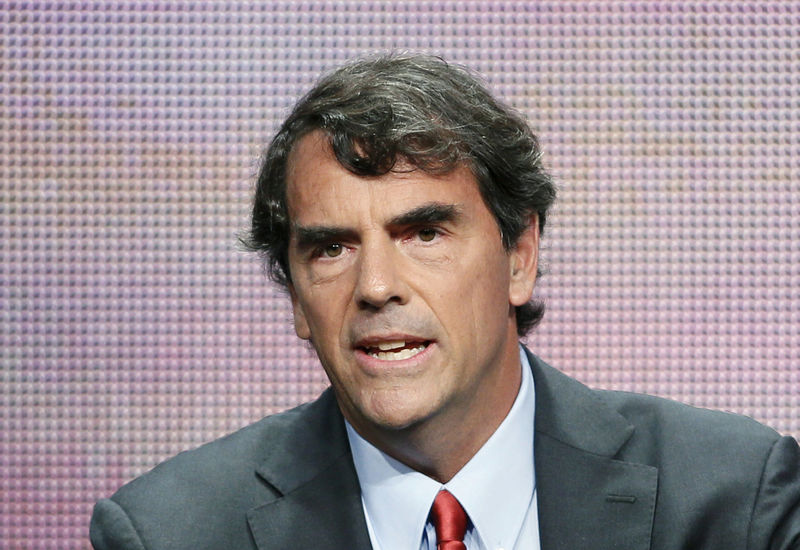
[
  {"x1": 440, "y1": 251, "x2": 512, "y2": 330},
  {"x1": 298, "y1": 285, "x2": 352, "y2": 345}
]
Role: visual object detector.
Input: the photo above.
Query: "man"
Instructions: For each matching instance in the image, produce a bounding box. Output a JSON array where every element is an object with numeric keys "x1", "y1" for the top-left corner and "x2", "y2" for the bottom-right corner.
[{"x1": 91, "y1": 54, "x2": 800, "y2": 549}]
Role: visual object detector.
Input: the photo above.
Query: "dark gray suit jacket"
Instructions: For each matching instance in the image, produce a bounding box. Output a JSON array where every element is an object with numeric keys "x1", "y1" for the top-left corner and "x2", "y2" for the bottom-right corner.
[{"x1": 91, "y1": 352, "x2": 800, "y2": 549}]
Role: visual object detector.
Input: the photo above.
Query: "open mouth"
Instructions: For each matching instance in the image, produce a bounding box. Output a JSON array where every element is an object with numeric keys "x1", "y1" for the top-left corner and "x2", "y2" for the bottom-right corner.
[{"x1": 361, "y1": 340, "x2": 430, "y2": 361}]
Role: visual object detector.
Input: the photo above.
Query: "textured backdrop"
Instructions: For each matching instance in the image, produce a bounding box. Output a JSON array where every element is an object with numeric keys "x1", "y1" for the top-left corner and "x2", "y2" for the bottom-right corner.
[{"x1": 2, "y1": 1, "x2": 798, "y2": 547}]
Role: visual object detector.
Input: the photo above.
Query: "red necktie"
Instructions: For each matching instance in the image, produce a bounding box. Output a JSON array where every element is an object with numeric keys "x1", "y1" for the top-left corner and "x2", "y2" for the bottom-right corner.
[{"x1": 430, "y1": 489, "x2": 468, "y2": 550}]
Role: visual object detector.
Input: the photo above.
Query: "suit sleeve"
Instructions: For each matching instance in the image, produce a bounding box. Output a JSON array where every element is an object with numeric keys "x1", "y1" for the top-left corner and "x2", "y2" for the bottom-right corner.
[
  {"x1": 90, "y1": 498, "x2": 148, "y2": 550},
  {"x1": 748, "y1": 435, "x2": 800, "y2": 549}
]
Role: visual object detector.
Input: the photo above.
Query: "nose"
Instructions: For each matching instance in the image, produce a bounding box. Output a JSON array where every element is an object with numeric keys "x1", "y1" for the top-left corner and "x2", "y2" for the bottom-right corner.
[{"x1": 354, "y1": 238, "x2": 408, "y2": 310}]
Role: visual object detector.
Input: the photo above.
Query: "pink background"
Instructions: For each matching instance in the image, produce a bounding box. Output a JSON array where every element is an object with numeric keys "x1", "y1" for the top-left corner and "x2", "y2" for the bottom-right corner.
[{"x1": 2, "y1": 2, "x2": 798, "y2": 547}]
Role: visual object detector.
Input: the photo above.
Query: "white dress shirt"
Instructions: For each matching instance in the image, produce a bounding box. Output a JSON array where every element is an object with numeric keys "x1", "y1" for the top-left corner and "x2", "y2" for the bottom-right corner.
[{"x1": 345, "y1": 346, "x2": 540, "y2": 550}]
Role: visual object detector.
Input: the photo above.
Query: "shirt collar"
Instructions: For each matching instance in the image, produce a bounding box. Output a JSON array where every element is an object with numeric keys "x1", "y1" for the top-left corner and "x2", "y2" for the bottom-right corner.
[{"x1": 346, "y1": 346, "x2": 536, "y2": 550}]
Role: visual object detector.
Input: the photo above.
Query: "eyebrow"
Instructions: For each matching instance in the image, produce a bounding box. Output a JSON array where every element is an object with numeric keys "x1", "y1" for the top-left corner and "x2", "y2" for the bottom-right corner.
[
  {"x1": 387, "y1": 202, "x2": 462, "y2": 227},
  {"x1": 292, "y1": 225, "x2": 357, "y2": 250},
  {"x1": 291, "y1": 202, "x2": 462, "y2": 249}
]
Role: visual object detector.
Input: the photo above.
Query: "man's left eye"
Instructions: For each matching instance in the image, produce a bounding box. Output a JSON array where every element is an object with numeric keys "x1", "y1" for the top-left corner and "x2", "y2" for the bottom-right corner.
[
  {"x1": 322, "y1": 243, "x2": 343, "y2": 257},
  {"x1": 418, "y1": 228, "x2": 437, "y2": 242}
]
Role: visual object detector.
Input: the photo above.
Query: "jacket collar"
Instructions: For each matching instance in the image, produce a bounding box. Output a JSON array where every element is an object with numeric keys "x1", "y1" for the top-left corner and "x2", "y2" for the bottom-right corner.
[
  {"x1": 527, "y1": 350, "x2": 658, "y2": 550},
  {"x1": 247, "y1": 389, "x2": 372, "y2": 550}
]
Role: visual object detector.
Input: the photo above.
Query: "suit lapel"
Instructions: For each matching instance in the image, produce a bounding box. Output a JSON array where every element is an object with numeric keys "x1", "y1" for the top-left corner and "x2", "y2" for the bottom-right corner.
[
  {"x1": 528, "y1": 352, "x2": 658, "y2": 550},
  {"x1": 246, "y1": 390, "x2": 372, "y2": 550}
]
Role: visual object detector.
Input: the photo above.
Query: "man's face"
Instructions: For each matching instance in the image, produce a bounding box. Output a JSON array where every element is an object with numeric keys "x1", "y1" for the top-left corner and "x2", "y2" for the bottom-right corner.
[{"x1": 285, "y1": 131, "x2": 539, "y2": 454}]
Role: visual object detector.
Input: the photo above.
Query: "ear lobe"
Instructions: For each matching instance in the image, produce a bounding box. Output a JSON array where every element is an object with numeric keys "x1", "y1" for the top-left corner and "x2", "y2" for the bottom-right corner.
[
  {"x1": 508, "y1": 215, "x2": 540, "y2": 307},
  {"x1": 288, "y1": 284, "x2": 312, "y2": 340}
]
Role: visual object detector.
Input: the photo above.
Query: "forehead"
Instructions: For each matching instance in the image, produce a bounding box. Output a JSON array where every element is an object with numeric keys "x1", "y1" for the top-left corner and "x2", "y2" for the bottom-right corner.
[{"x1": 285, "y1": 131, "x2": 485, "y2": 224}]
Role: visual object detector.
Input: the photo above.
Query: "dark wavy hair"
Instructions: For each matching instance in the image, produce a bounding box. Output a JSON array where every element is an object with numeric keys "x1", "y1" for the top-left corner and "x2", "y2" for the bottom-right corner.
[{"x1": 243, "y1": 53, "x2": 557, "y2": 336}]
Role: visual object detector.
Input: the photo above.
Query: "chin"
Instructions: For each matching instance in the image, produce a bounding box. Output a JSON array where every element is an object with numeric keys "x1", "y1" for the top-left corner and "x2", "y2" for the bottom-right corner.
[{"x1": 362, "y1": 393, "x2": 434, "y2": 432}]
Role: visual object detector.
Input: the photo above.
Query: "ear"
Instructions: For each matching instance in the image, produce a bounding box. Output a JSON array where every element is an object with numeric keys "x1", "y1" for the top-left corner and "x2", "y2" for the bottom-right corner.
[
  {"x1": 508, "y1": 215, "x2": 540, "y2": 307},
  {"x1": 288, "y1": 284, "x2": 312, "y2": 340}
]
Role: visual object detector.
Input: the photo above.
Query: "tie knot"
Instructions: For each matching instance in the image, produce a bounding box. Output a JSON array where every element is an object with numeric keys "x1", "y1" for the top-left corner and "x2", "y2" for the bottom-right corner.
[{"x1": 430, "y1": 490, "x2": 468, "y2": 550}]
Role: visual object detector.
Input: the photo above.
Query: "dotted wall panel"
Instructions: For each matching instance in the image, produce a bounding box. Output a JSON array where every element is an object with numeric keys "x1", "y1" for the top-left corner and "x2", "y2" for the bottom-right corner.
[{"x1": 1, "y1": 2, "x2": 798, "y2": 547}]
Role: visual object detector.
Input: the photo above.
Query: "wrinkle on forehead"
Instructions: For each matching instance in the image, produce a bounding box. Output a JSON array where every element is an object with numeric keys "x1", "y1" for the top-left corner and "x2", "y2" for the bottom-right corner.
[
  {"x1": 286, "y1": 130, "x2": 477, "y2": 229},
  {"x1": 287, "y1": 129, "x2": 469, "y2": 185}
]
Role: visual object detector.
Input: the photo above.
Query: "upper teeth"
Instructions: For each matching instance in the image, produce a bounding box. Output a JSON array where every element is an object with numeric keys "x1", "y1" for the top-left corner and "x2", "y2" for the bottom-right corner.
[
  {"x1": 368, "y1": 341, "x2": 426, "y2": 361},
  {"x1": 377, "y1": 341, "x2": 405, "y2": 351}
]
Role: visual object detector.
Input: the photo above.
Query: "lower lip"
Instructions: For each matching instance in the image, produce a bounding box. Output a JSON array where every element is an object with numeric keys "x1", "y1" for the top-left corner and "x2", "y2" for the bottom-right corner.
[{"x1": 354, "y1": 342, "x2": 436, "y2": 374}]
